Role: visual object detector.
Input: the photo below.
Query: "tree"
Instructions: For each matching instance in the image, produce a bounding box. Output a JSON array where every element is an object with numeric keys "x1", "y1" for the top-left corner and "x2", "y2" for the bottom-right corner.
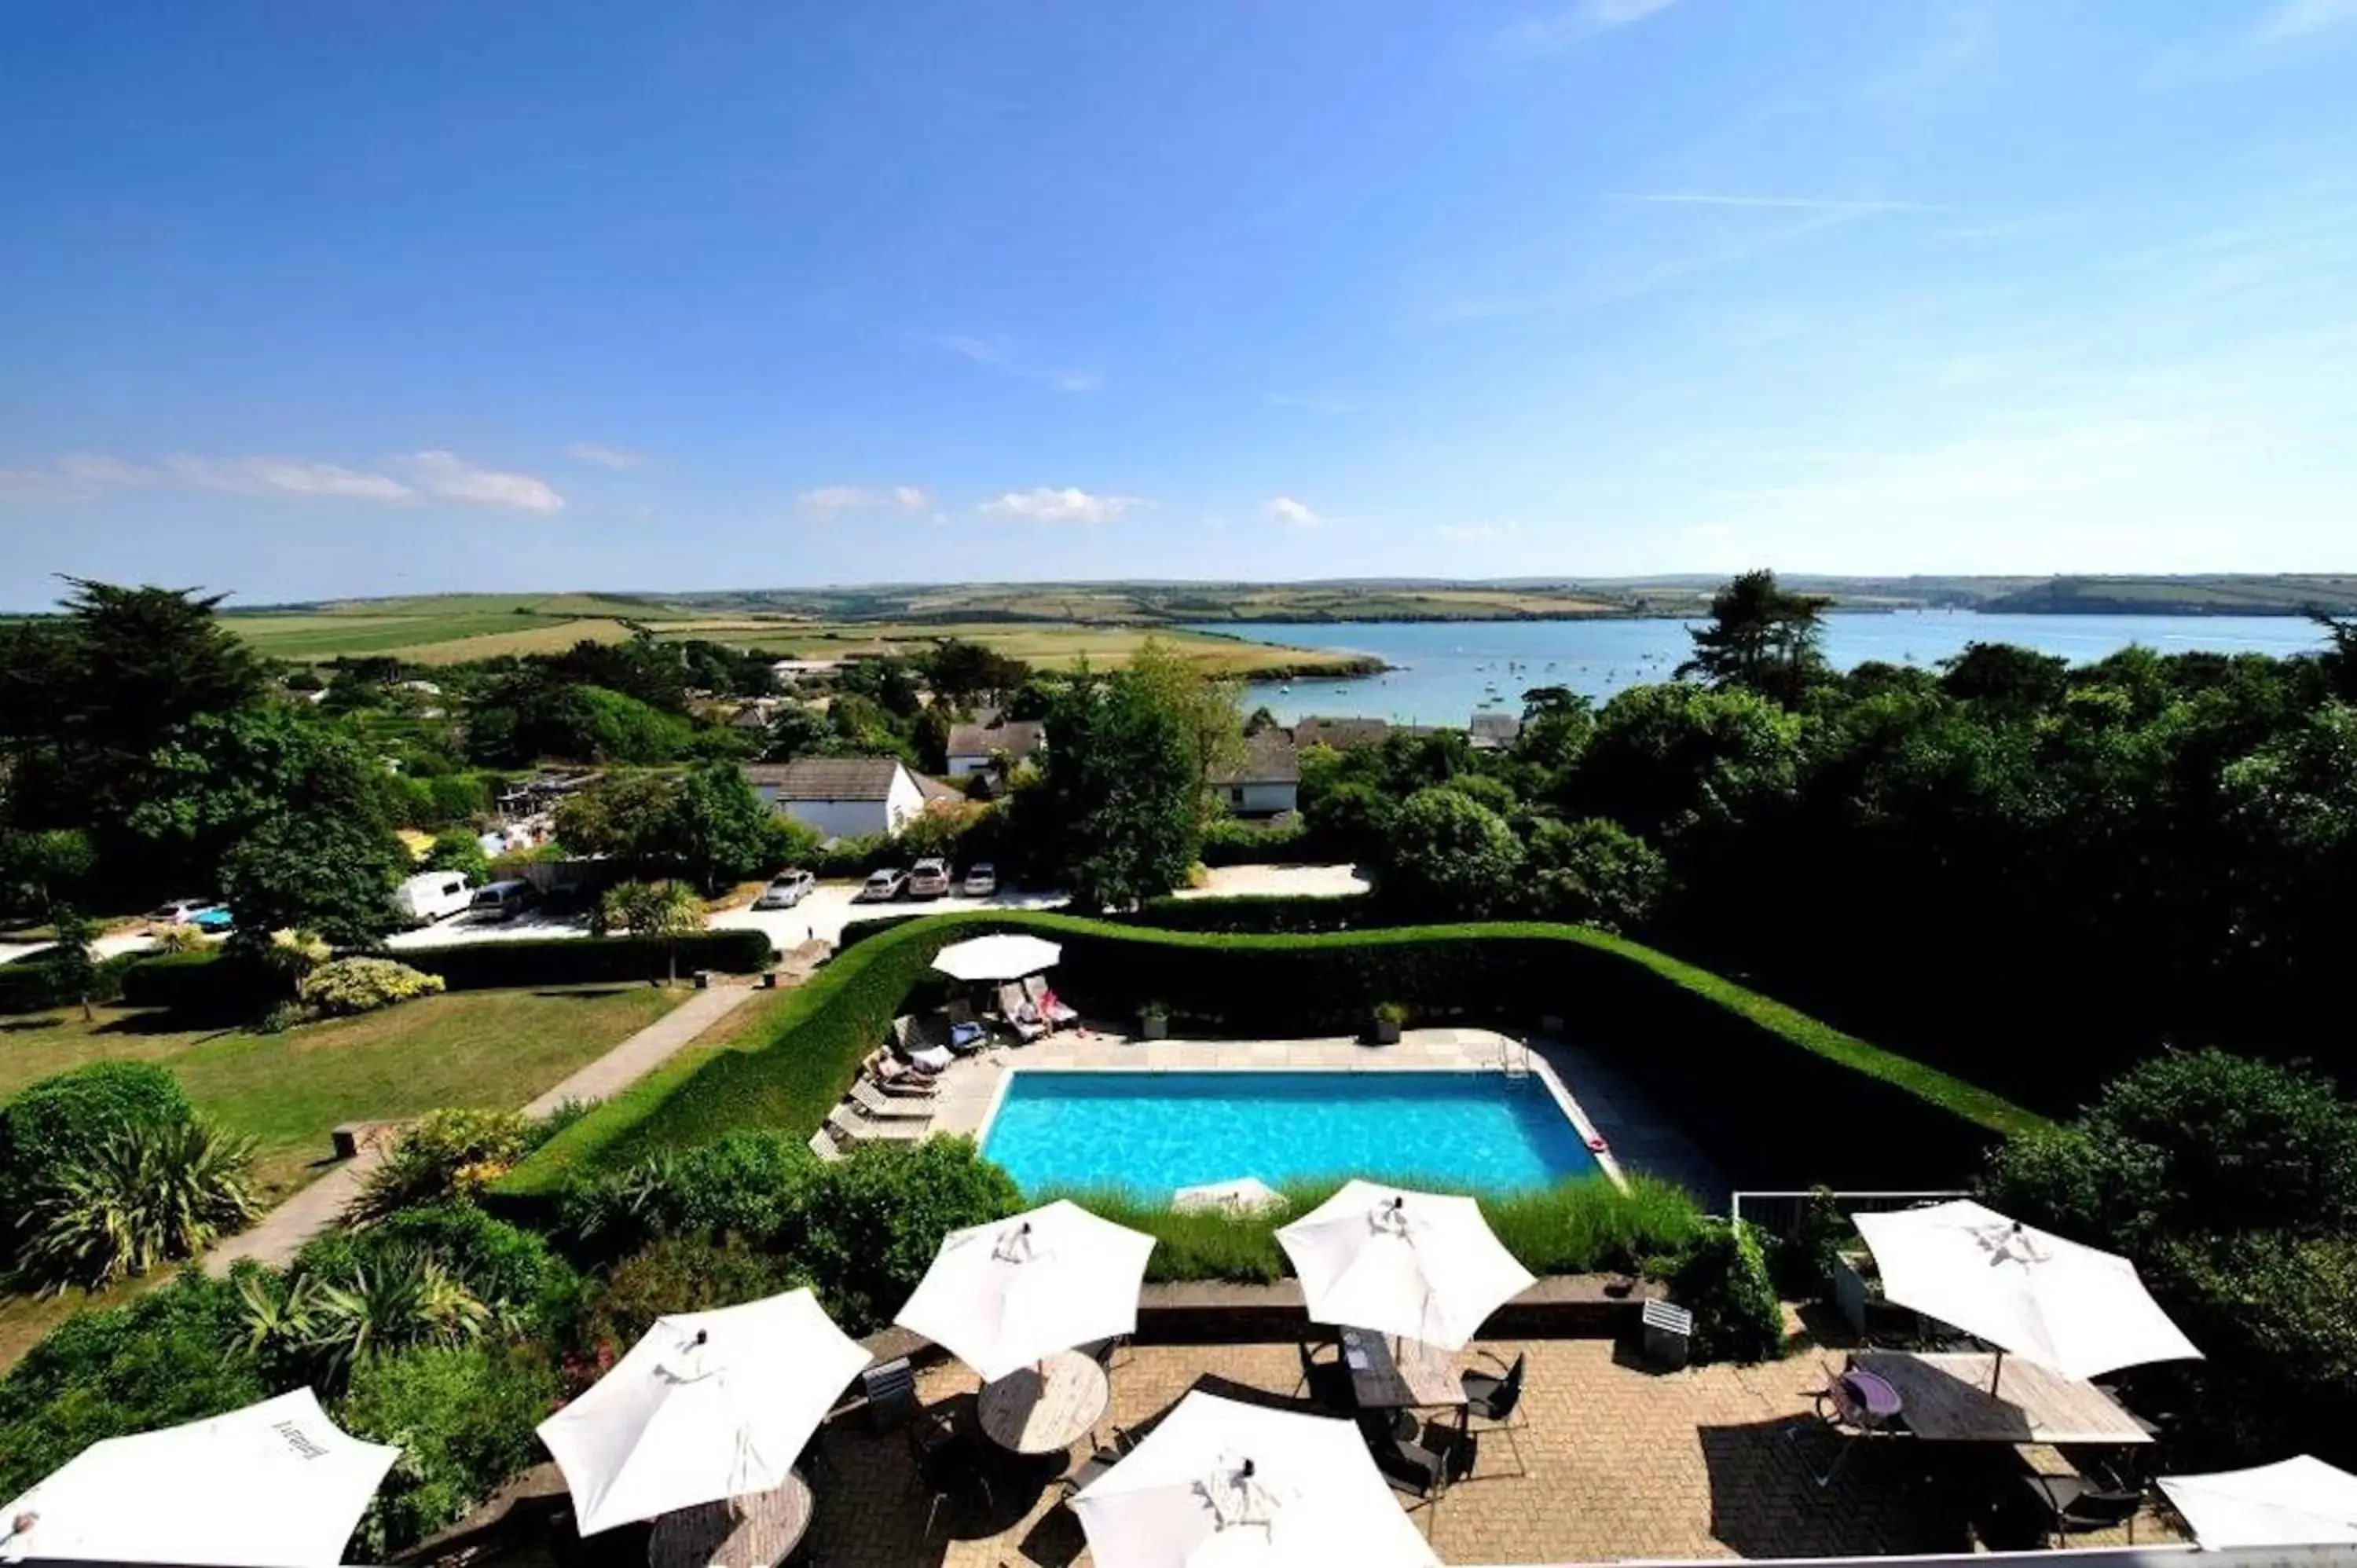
[
  {"x1": 422, "y1": 830, "x2": 491, "y2": 885},
  {"x1": 760, "y1": 702, "x2": 830, "y2": 762},
  {"x1": 1677, "y1": 570, "x2": 1829, "y2": 702},
  {"x1": 1123, "y1": 638, "x2": 1245, "y2": 819},
  {"x1": 669, "y1": 763, "x2": 781, "y2": 894},
  {"x1": 218, "y1": 810, "x2": 408, "y2": 947},
  {"x1": 597, "y1": 880, "x2": 704, "y2": 984},
  {"x1": 1519, "y1": 817, "x2": 1667, "y2": 931},
  {"x1": 925, "y1": 639, "x2": 1030, "y2": 709},
  {"x1": 2309, "y1": 612, "x2": 2357, "y2": 702},
  {"x1": 46, "y1": 905, "x2": 101, "y2": 1022},
  {"x1": 552, "y1": 772, "x2": 679, "y2": 867},
  {"x1": 1024, "y1": 661, "x2": 1204, "y2": 910},
  {"x1": 1373, "y1": 787, "x2": 1523, "y2": 917},
  {"x1": 1938, "y1": 641, "x2": 2069, "y2": 709},
  {"x1": 0, "y1": 828, "x2": 94, "y2": 923}
]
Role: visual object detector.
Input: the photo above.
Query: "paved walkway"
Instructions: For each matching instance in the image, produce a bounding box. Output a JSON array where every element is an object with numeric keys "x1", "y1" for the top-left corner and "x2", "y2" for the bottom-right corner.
[{"x1": 204, "y1": 975, "x2": 781, "y2": 1275}]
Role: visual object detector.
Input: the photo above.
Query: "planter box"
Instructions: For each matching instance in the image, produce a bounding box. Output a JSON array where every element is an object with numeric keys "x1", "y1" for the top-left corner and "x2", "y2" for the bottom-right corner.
[
  {"x1": 1832, "y1": 1251, "x2": 1876, "y2": 1338},
  {"x1": 1368, "y1": 1019, "x2": 1402, "y2": 1045},
  {"x1": 1140, "y1": 1013, "x2": 1169, "y2": 1040}
]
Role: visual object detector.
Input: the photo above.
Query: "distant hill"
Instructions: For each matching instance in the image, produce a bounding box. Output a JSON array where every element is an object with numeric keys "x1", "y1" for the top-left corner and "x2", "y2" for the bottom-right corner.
[{"x1": 1978, "y1": 575, "x2": 2357, "y2": 616}]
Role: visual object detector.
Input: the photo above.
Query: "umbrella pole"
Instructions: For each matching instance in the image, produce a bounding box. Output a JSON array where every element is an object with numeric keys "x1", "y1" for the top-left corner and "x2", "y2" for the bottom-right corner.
[{"x1": 1990, "y1": 1349, "x2": 2004, "y2": 1396}]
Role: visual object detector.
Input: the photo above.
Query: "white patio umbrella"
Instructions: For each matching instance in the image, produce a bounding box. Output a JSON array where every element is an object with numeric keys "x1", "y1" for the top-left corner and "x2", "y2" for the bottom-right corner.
[
  {"x1": 2160, "y1": 1456, "x2": 2357, "y2": 1548},
  {"x1": 893, "y1": 1200, "x2": 1156, "y2": 1383},
  {"x1": 1853, "y1": 1199, "x2": 2201, "y2": 1387},
  {"x1": 0, "y1": 1388, "x2": 398, "y2": 1568},
  {"x1": 1275, "y1": 1180, "x2": 1534, "y2": 1350},
  {"x1": 1173, "y1": 1178, "x2": 1287, "y2": 1217},
  {"x1": 931, "y1": 932, "x2": 1062, "y2": 983},
  {"x1": 1071, "y1": 1390, "x2": 1438, "y2": 1568},
  {"x1": 537, "y1": 1288, "x2": 871, "y2": 1536}
]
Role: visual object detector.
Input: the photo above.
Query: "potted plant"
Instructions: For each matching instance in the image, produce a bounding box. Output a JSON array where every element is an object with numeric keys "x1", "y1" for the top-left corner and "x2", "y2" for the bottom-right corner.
[
  {"x1": 1139, "y1": 1000, "x2": 1171, "y2": 1041},
  {"x1": 1367, "y1": 1001, "x2": 1406, "y2": 1046}
]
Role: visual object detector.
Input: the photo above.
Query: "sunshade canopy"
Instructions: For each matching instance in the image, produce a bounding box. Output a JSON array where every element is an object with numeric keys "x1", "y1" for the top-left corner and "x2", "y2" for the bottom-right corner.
[
  {"x1": 537, "y1": 1288, "x2": 871, "y2": 1535},
  {"x1": 893, "y1": 1199, "x2": 1156, "y2": 1383},
  {"x1": 1072, "y1": 1390, "x2": 1439, "y2": 1568},
  {"x1": 1172, "y1": 1178, "x2": 1287, "y2": 1216},
  {"x1": 2160, "y1": 1456, "x2": 2357, "y2": 1548},
  {"x1": 1274, "y1": 1180, "x2": 1534, "y2": 1350},
  {"x1": 1853, "y1": 1199, "x2": 2201, "y2": 1382},
  {"x1": 0, "y1": 1389, "x2": 398, "y2": 1568},
  {"x1": 931, "y1": 933, "x2": 1062, "y2": 983}
]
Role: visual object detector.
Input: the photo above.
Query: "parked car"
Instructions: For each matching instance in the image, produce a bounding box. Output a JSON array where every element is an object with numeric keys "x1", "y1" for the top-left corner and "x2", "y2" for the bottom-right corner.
[
  {"x1": 467, "y1": 879, "x2": 535, "y2": 922},
  {"x1": 753, "y1": 869, "x2": 816, "y2": 910},
  {"x1": 189, "y1": 905, "x2": 234, "y2": 933},
  {"x1": 961, "y1": 862, "x2": 998, "y2": 898},
  {"x1": 150, "y1": 898, "x2": 218, "y2": 926},
  {"x1": 857, "y1": 868, "x2": 907, "y2": 903},
  {"x1": 906, "y1": 859, "x2": 951, "y2": 899},
  {"x1": 391, "y1": 870, "x2": 473, "y2": 926}
]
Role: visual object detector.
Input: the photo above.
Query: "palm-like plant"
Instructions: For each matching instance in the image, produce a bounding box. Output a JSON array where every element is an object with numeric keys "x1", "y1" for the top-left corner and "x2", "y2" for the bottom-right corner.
[
  {"x1": 306, "y1": 1253, "x2": 493, "y2": 1369},
  {"x1": 16, "y1": 1119, "x2": 258, "y2": 1291}
]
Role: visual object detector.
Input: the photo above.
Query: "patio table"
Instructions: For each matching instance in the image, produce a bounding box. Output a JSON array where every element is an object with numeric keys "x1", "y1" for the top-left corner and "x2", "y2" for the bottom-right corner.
[
  {"x1": 977, "y1": 1350, "x2": 1110, "y2": 1454},
  {"x1": 1341, "y1": 1327, "x2": 1466, "y2": 1410},
  {"x1": 645, "y1": 1472, "x2": 814, "y2": 1568},
  {"x1": 1852, "y1": 1352, "x2": 2154, "y2": 1445}
]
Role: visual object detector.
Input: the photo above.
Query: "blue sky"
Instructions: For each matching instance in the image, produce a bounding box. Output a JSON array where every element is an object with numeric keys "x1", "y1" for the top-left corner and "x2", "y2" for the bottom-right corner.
[{"x1": 2, "y1": 1, "x2": 2354, "y2": 608}]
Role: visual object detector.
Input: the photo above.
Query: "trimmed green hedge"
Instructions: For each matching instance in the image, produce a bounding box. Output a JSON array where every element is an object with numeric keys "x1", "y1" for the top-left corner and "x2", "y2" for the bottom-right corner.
[
  {"x1": 1123, "y1": 892, "x2": 1381, "y2": 935},
  {"x1": 503, "y1": 912, "x2": 2041, "y2": 1201},
  {"x1": 120, "y1": 930, "x2": 776, "y2": 1014},
  {"x1": 0, "y1": 951, "x2": 137, "y2": 1015}
]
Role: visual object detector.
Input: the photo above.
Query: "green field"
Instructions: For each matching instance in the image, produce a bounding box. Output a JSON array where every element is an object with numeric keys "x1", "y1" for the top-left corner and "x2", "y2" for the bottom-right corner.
[
  {"x1": 649, "y1": 619, "x2": 1376, "y2": 676},
  {"x1": 0, "y1": 984, "x2": 683, "y2": 1200},
  {"x1": 221, "y1": 593, "x2": 688, "y2": 662}
]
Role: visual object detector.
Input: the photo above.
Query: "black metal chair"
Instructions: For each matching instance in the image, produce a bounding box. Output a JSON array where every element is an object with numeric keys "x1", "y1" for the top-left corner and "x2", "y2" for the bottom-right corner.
[
  {"x1": 1061, "y1": 1427, "x2": 1136, "y2": 1500},
  {"x1": 2024, "y1": 1473, "x2": 2145, "y2": 1544},
  {"x1": 860, "y1": 1357, "x2": 916, "y2": 1433},
  {"x1": 1294, "y1": 1339, "x2": 1354, "y2": 1412},
  {"x1": 907, "y1": 1405, "x2": 997, "y2": 1538},
  {"x1": 1457, "y1": 1351, "x2": 1529, "y2": 1478},
  {"x1": 1365, "y1": 1410, "x2": 1446, "y2": 1522}
]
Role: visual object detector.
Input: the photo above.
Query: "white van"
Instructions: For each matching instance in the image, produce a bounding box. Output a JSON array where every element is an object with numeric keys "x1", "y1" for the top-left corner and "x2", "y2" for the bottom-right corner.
[
  {"x1": 392, "y1": 871, "x2": 474, "y2": 926},
  {"x1": 467, "y1": 879, "x2": 535, "y2": 923}
]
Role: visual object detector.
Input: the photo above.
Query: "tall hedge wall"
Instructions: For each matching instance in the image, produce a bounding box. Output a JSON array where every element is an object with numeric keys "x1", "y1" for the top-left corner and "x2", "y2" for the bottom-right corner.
[{"x1": 500, "y1": 912, "x2": 2039, "y2": 1203}]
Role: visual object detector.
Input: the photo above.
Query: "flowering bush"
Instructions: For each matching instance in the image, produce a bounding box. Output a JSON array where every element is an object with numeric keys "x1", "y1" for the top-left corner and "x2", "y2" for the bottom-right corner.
[{"x1": 297, "y1": 956, "x2": 445, "y2": 1019}]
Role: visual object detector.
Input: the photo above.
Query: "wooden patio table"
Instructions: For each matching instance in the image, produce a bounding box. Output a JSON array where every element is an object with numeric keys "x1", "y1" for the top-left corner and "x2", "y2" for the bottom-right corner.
[
  {"x1": 977, "y1": 1350, "x2": 1110, "y2": 1455},
  {"x1": 645, "y1": 1473, "x2": 814, "y2": 1568},
  {"x1": 1851, "y1": 1351, "x2": 2153, "y2": 1445},
  {"x1": 1342, "y1": 1327, "x2": 1467, "y2": 1410}
]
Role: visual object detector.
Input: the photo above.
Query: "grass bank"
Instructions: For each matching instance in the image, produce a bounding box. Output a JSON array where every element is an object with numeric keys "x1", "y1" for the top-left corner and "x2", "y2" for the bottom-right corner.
[{"x1": 502, "y1": 912, "x2": 2040, "y2": 1201}]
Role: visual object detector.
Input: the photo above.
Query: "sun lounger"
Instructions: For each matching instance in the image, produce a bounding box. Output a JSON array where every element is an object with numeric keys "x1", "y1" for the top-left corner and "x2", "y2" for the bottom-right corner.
[
  {"x1": 1022, "y1": 974, "x2": 1080, "y2": 1027},
  {"x1": 866, "y1": 1049, "x2": 940, "y2": 1097},
  {"x1": 889, "y1": 1016, "x2": 956, "y2": 1073},
  {"x1": 995, "y1": 983, "x2": 1048, "y2": 1042},
  {"x1": 943, "y1": 998, "x2": 990, "y2": 1052}
]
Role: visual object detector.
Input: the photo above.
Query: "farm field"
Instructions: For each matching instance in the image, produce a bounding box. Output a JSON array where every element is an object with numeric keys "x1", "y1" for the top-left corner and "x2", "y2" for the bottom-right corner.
[
  {"x1": 0, "y1": 983, "x2": 683, "y2": 1201},
  {"x1": 220, "y1": 592, "x2": 688, "y2": 661},
  {"x1": 647, "y1": 619, "x2": 1379, "y2": 675}
]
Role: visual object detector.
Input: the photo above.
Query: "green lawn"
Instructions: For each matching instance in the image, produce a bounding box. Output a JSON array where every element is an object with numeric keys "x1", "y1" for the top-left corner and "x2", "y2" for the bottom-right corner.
[{"x1": 0, "y1": 984, "x2": 684, "y2": 1201}]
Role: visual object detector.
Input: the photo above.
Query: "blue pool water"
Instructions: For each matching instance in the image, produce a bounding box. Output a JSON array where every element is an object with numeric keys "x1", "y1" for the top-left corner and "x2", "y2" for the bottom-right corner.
[{"x1": 981, "y1": 1070, "x2": 1600, "y2": 1196}]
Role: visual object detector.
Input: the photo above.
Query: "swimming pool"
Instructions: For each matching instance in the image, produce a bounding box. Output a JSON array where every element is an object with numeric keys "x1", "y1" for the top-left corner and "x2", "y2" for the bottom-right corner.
[{"x1": 980, "y1": 1069, "x2": 1602, "y2": 1196}]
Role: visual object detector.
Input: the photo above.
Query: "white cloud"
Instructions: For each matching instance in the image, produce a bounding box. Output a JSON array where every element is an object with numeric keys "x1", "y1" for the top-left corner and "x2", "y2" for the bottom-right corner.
[
  {"x1": 163, "y1": 454, "x2": 416, "y2": 501},
  {"x1": 913, "y1": 332, "x2": 1101, "y2": 393},
  {"x1": 2256, "y1": 0, "x2": 2357, "y2": 40},
  {"x1": 1493, "y1": 0, "x2": 1676, "y2": 59},
  {"x1": 798, "y1": 485, "x2": 930, "y2": 513},
  {"x1": 1605, "y1": 192, "x2": 1941, "y2": 214},
  {"x1": 567, "y1": 442, "x2": 647, "y2": 470},
  {"x1": 979, "y1": 487, "x2": 1144, "y2": 524},
  {"x1": 1266, "y1": 496, "x2": 1326, "y2": 528},
  {"x1": 403, "y1": 451, "x2": 565, "y2": 512}
]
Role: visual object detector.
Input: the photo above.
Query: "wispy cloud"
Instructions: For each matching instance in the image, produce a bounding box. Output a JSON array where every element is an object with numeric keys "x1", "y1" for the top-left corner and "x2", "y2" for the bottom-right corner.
[
  {"x1": 1605, "y1": 192, "x2": 1944, "y2": 214},
  {"x1": 566, "y1": 442, "x2": 647, "y2": 470},
  {"x1": 913, "y1": 332, "x2": 1101, "y2": 393},
  {"x1": 0, "y1": 450, "x2": 563, "y2": 511},
  {"x1": 2256, "y1": 0, "x2": 2357, "y2": 42},
  {"x1": 1262, "y1": 391, "x2": 1358, "y2": 415},
  {"x1": 798, "y1": 485, "x2": 929, "y2": 513},
  {"x1": 1266, "y1": 496, "x2": 1327, "y2": 528},
  {"x1": 1492, "y1": 0, "x2": 1676, "y2": 60},
  {"x1": 979, "y1": 487, "x2": 1144, "y2": 524}
]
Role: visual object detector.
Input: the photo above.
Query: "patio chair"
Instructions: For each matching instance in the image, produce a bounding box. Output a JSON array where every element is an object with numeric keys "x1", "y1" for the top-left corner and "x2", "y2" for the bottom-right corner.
[
  {"x1": 1079, "y1": 1333, "x2": 1133, "y2": 1375},
  {"x1": 1786, "y1": 1360, "x2": 1904, "y2": 1489},
  {"x1": 1295, "y1": 1338, "x2": 1354, "y2": 1412},
  {"x1": 1023, "y1": 974, "x2": 1080, "y2": 1027},
  {"x1": 995, "y1": 982, "x2": 1047, "y2": 1042},
  {"x1": 1457, "y1": 1350, "x2": 1529, "y2": 1478},
  {"x1": 943, "y1": 998, "x2": 990, "y2": 1052},
  {"x1": 1365, "y1": 1410, "x2": 1447, "y2": 1517},
  {"x1": 907, "y1": 1405, "x2": 998, "y2": 1539},
  {"x1": 1060, "y1": 1427, "x2": 1136, "y2": 1500},
  {"x1": 2022, "y1": 1473, "x2": 2145, "y2": 1544},
  {"x1": 860, "y1": 1357, "x2": 917, "y2": 1433}
]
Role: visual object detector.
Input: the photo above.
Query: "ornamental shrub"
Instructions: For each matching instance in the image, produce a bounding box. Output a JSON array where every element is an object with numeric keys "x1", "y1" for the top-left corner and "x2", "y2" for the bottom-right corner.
[
  {"x1": 297, "y1": 956, "x2": 446, "y2": 1018},
  {"x1": 14, "y1": 1119, "x2": 259, "y2": 1291},
  {"x1": 792, "y1": 1138, "x2": 1021, "y2": 1332},
  {"x1": 1666, "y1": 1219, "x2": 1785, "y2": 1364},
  {"x1": 337, "y1": 1343, "x2": 561, "y2": 1558},
  {"x1": 578, "y1": 1236, "x2": 813, "y2": 1355},
  {"x1": 295, "y1": 1203, "x2": 578, "y2": 1338},
  {"x1": 560, "y1": 1132, "x2": 820, "y2": 1258},
  {"x1": 0, "y1": 1274, "x2": 266, "y2": 1504},
  {"x1": 349, "y1": 1109, "x2": 535, "y2": 1224},
  {"x1": 0, "y1": 1061, "x2": 194, "y2": 1210}
]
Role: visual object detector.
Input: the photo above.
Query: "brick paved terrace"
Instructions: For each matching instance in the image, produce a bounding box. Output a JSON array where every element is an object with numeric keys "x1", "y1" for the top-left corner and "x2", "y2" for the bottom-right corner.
[{"x1": 783, "y1": 1338, "x2": 2183, "y2": 1566}]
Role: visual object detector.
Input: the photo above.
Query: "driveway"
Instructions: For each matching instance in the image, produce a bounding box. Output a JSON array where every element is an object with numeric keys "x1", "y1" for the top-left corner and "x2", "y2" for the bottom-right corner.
[
  {"x1": 1174, "y1": 863, "x2": 1368, "y2": 899},
  {"x1": 713, "y1": 883, "x2": 1066, "y2": 949},
  {"x1": 383, "y1": 910, "x2": 595, "y2": 949}
]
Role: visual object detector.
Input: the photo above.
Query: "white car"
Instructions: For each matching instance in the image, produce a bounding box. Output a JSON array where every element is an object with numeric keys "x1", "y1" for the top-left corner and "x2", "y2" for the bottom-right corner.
[
  {"x1": 753, "y1": 870, "x2": 816, "y2": 910},
  {"x1": 150, "y1": 898, "x2": 218, "y2": 926},
  {"x1": 961, "y1": 863, "x2": 998, "y2": 897},
  {"x1": 857, "y1": 868, "x2": 907, "y2": 903},
  {"x1": 906, "y1": 858, "x2": 951, "y2": 899}
]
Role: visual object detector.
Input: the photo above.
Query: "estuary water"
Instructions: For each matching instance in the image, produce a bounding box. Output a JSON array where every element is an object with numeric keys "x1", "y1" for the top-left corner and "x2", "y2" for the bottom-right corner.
[{"x1": 1197, "y1": 611, "x2": 2330, "y2": 727}]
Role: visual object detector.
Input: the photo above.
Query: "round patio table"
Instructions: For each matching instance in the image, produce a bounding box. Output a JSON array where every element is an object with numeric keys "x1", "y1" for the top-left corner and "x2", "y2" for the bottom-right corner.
[
  {"x1": 645, "y1": 1472, "x2": 814, "y2": 1568},
  {"x1": 977, "y1": 1350, "x2": 1111, "y2": 1455}
]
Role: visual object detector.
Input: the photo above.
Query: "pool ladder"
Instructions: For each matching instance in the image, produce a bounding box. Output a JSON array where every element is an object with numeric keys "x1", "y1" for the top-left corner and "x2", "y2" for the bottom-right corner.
[{"x1": 1499, "y1": 1036, "x2": 1533, "y2": 1079}]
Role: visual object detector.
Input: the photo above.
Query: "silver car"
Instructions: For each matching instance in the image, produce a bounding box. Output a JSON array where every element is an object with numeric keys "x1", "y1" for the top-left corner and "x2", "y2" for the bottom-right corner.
[
  {"x1": 753, "y1": 870, "x2": 816, "y2": 910},
  {"x1": 960, "y1": 862, "x2": 998, "y2": 897}
]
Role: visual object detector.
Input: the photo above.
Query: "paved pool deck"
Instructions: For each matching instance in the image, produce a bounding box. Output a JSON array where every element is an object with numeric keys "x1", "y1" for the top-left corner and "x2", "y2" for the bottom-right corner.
[{"x1": 893, "y1": 1024, "x2": 1724, "y2": 1207}]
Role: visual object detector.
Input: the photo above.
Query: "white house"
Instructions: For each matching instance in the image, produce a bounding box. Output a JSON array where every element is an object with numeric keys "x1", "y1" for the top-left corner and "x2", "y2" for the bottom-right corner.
[
  {"x1": 744, "y1": 757, "x2": 927, "y2": 839},
  {"x1": 1208, "y1": 731, "x2": 1301, "y2": 819},
  {"x1": 945, "y1": 717, "x2": 1047, "y2": 779}
]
